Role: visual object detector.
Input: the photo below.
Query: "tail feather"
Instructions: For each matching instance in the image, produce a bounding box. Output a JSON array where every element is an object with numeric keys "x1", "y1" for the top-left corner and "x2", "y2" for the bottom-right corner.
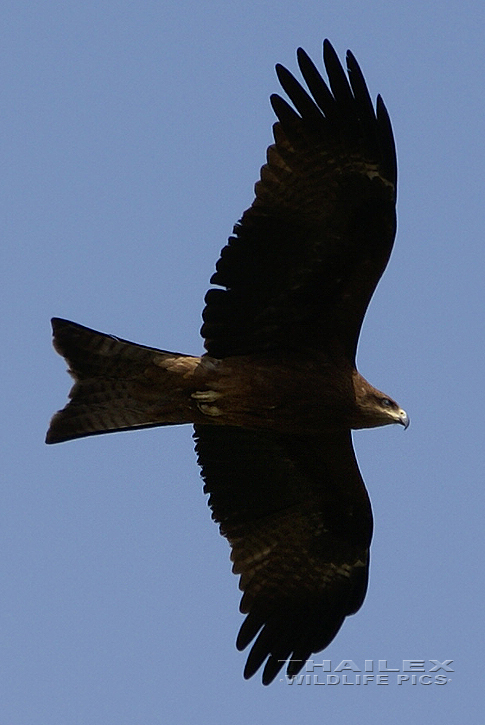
[{"x1": 46, "y1": 318, "x2": 199, "y2": 444}]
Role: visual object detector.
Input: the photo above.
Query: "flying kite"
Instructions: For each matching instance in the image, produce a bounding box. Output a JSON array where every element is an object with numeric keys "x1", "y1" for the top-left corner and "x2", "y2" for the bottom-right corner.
[{"x1": 47, "y1": 40, "x2": 408, "y2": 685}]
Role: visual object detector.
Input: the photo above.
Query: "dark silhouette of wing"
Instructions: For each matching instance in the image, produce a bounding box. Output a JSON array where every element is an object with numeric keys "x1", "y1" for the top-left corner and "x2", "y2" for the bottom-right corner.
[
  {"x1": 201, "y1": 40, "x2": 396, "y2": 361},
  {"x1": 194, "y1": 425, "x2": 372, "y2": 684}
]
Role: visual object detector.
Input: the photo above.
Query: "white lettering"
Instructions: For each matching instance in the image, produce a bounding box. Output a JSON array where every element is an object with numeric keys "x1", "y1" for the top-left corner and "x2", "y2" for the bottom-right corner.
[
  {"x1": 403, "y1": 660, "x2": 425, "y2": 671},
  {"x1": 378, "y1": 660, "x2": 399, "y2": 672},
  {"x1": 429, "y1": 659, "x2": 454, "y2": 672},
  {"x1": 335, "y1": 660, "x2": 361, "y2": 672}
]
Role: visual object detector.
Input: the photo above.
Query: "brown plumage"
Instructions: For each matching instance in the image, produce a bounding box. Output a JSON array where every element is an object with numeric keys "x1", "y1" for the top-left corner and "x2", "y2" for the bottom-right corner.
[{"x1": 46, "y1": 40, "x2": 408, "y2": 685}]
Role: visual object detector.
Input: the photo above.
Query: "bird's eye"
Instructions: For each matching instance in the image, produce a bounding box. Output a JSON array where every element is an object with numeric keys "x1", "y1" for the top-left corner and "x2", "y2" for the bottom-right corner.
[{"x1": 381, "y1": 398, "x2": 393, "y2": 408}]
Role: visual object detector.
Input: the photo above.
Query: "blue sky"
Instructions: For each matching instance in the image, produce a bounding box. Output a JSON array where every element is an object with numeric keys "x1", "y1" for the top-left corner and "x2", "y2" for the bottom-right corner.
[{"x1": 2, "y1": 1, "x2": 484, "y2": 723}]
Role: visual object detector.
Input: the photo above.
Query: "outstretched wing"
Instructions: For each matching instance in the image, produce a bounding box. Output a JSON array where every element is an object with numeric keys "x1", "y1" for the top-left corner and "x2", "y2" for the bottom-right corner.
[
  {"x1": 201, "y1": 40, "x2": 396, "y2": 361},
  {"x1": 194, "y1": 425, "x2": 372, "y2": 684}
]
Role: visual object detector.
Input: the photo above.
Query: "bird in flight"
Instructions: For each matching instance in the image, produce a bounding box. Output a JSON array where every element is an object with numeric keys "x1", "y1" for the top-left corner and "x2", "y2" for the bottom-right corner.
[{"x1": 47, "y1": 40, "x2": 408, "y2": 685}]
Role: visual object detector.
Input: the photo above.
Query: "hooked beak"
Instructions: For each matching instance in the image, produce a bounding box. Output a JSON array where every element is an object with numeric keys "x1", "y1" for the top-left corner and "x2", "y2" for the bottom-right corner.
[{"x1": 399, "y1": 409, "x2": 410, "y2": 429}]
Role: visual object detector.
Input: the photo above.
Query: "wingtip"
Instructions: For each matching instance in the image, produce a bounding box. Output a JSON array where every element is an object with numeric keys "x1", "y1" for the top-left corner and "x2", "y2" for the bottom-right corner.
[
  {"x1": 345, "y1": 48, "x2": 358, "y2": 70},
  {"x1": 322, "y1": 38, "x2": 337, "y2": 63}
]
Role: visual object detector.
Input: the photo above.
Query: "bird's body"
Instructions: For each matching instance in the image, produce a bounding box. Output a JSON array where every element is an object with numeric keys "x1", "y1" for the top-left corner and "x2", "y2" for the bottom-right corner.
[
  {"x1": 47, "y1": 40, "x2": 408, "y2": 685},
  {"x1": 48, "y1": 322, "x2": 404, "y2": 437}
]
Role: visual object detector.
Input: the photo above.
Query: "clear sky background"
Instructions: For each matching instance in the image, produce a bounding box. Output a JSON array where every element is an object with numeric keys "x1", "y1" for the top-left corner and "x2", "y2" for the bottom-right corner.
[{"x1": 2, "y1": 1, "x2": 484, "y2": 723}]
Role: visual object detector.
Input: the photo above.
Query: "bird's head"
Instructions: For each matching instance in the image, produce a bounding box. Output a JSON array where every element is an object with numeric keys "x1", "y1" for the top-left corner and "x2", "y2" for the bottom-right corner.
[{"x1": 352, "y1": 373, "x2": 409, "y2": 430}]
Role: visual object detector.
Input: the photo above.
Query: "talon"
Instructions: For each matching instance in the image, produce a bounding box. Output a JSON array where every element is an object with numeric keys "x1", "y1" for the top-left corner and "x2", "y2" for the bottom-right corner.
[
  {"x1": 197, "y1": 403, "x2": 222, "y2": 417},
  {"x1": 191, "y1": 390, "x2": 222, "y2": 402}
]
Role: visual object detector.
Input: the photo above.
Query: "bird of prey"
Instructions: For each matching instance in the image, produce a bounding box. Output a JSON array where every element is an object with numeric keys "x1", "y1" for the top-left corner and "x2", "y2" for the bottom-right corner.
[{"x1": 47, "y1": 40, "x2": 408, "y2": 685}]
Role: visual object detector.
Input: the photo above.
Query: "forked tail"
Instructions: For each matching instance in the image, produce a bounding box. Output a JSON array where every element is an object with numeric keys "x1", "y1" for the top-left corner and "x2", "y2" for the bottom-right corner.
[{"x1": 46, "y1": 318, "x2": 200, "y2": 444}]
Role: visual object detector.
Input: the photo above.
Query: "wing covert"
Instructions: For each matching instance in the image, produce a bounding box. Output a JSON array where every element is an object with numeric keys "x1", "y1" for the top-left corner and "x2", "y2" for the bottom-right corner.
[{"x1": 201, "y1": 40, "x2": 396, "y2": 360}]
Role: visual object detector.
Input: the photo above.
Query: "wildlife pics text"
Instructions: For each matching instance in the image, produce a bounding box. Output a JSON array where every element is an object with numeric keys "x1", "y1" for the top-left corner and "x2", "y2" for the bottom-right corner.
[{"x1": 279, "y1": 659, "x2": 453, "y2": 686}]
